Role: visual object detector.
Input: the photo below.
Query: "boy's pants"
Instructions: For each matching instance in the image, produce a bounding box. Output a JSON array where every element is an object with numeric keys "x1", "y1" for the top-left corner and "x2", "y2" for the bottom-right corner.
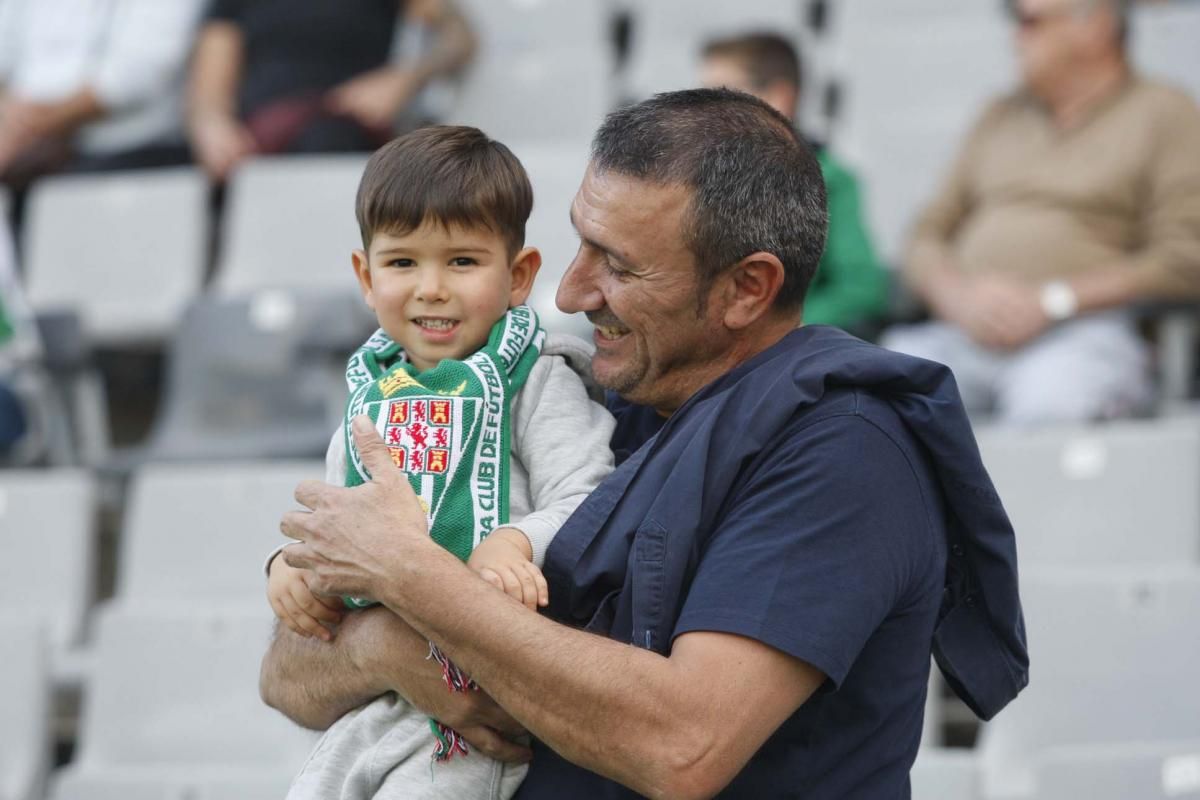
[{"x1": 286, "y1": 694, "x2": 527, "y2": 800}]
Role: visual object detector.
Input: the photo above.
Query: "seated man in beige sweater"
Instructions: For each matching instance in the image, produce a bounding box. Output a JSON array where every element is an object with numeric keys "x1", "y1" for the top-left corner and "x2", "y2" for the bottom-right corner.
[{"x1": 884, "y1": 0, "x2": 1200, "y2": 425}]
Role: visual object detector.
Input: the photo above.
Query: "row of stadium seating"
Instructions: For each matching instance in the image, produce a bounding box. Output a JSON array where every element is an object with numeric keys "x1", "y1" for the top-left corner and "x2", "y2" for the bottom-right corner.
[{"x1": 4, "y1": 413, "x2": 1199, "y2": 798}]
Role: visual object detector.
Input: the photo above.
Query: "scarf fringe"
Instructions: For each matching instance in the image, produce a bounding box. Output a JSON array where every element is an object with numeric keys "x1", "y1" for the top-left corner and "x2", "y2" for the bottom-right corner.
[{"x1": 426, "y1": 642, "x2": 479, "y2": 762}]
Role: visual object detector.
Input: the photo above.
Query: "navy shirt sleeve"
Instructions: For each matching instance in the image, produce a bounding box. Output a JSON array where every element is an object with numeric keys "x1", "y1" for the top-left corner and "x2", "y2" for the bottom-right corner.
[{"x1": 673, "y1": 408, "x2": 938, "y2": 688}]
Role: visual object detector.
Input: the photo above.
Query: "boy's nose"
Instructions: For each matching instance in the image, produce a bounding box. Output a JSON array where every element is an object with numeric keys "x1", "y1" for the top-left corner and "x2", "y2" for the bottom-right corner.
[{"x1": 415, "y1": 267, "x2": 448, "y2": 302}]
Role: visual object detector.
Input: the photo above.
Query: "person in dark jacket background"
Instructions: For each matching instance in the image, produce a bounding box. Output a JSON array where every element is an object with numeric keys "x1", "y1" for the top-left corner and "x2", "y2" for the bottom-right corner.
[{"x1": 264, "y1": 89, "x2": 1027, "y2": 800}]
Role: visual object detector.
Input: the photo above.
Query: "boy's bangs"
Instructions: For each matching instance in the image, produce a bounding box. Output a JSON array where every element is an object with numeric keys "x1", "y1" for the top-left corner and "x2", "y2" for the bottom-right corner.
[{"x1": 356, "y1": 126, "x2": 533, "y2": 254}]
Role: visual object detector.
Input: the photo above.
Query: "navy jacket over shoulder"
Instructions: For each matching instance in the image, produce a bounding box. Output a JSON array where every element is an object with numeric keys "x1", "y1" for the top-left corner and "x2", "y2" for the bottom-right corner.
[{"x1": 518, "y1": 325, "x2": 1028, "y2": 799}]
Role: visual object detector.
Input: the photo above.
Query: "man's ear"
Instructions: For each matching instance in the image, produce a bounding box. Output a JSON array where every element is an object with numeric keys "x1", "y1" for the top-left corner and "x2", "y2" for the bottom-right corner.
[
  {"x1": 508, "y1": 246, "x2": 542, "y2": 307},
  {"x1": 352, "y1": 249, "x2": 375, "y2": 310},
  {"x1": 720, "y1": 252, "x2": 786, "y2": 330}
]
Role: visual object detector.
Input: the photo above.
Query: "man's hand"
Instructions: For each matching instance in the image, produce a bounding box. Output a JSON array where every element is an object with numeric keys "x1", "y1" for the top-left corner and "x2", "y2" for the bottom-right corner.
[
  {"x1": 468, "y1": 528, "x2": 549, "y2": 611},
  {"x1": 325, "y1": 67, "x2": 422, "y2": 131},
  {"x1": 190, "y1": 112, "x2": 256, "y2": 180},
  {"x1": 282, "y1": 415, "x2": 439, "y2": 600},
  {"x1": 0, "y1": 97, "x2": 56, "y2": 170},
  {"x1": 931, "y1": 273, "x2": 1050, "y2": 350},
  {"x1": 267, "y1": 551, "x2": 344, "y2": 642}
]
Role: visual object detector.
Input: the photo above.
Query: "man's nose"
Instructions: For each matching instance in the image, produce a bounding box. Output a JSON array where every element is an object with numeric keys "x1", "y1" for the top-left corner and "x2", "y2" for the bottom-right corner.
[{"x1": 556, "y1": 247, "x2": 603, "y2": 314}]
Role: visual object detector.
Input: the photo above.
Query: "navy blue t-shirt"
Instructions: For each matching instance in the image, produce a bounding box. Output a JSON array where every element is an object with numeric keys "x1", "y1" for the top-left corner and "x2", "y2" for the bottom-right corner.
[{"x1": 517, "y1": 388, "x2": 947, "y2": 799}]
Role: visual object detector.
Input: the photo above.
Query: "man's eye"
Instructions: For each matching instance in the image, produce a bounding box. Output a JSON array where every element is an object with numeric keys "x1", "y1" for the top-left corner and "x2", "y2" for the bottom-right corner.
[
  {"x1": 450, "y1": 257, "x2": 477, "y2": 267},
  {"x1": 602, "y1": 256, "x2": 628, "y2": 278}
]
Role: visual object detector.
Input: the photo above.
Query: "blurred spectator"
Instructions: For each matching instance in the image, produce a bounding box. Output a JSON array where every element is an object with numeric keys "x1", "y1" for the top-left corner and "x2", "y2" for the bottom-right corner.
[
  {"x1": 187, "y1": 0, "x2": 476, "y2": 181},
  {"x1": 701, "y1": 32, "x2": 889, "y2": 333},
  {"x1": 885, "y1": 0, "x2": 1200, "y2": 425},
  {"x1": 0, "y1": 0, "x2": 204, "y2": 189}
]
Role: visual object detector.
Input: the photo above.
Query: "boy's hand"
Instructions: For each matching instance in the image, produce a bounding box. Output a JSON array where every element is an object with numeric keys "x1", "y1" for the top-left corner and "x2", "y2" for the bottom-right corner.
[
  {"x1": 467, "y1": 528, "x2": 548, "y2": 611},
  {"x1": 268, "y1": 551, "x2": 345, "y2": 642}
]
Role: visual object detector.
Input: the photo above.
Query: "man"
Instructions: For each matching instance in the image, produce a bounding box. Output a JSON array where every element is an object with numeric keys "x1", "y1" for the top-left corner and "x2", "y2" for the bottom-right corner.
[
  {"x1": 885, "y1": 0, "x2": 1200, "y2": 424},
  {"x1": 266, "y1": 90, "x2": 1027, "y2": 798},
  {"x1": 187, "y1": 0, "x2": 475, "y2": 181},
  {"x1": 700, "y1": 32, "x2": 889, "y2": 333},
  {"x1": 0, "y1": 0, "x2": 204, "y2": 180}
]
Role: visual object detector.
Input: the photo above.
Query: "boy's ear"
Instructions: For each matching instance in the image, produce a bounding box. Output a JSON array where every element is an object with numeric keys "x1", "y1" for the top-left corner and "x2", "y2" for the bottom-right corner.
[
  {"x1": 508, "y1": 246, "x2": 542, "y2": 307},
  {"x1": 351, "y1": 249, "x2": 375, "y2": 309}
]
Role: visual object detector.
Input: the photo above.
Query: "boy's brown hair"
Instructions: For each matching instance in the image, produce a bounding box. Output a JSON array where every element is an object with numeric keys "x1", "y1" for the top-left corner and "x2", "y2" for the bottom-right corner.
[{"x1": 355, "y1": 125, "x2": 533, "y2": 255}]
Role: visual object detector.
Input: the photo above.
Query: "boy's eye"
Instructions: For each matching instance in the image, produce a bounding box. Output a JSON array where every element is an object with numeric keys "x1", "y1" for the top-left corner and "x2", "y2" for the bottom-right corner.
[
  {"x1": 450, "y1": 257, "x2": 477, "y2": 267},
  {"x1": 387, "y1": 258, "x2": 415, "y2": 268}
]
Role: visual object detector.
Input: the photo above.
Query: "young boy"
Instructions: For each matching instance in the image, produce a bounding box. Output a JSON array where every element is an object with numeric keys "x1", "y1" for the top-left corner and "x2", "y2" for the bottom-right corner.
[{"x1": 266, "y1": 126, "x2": 615, "y2": 799}]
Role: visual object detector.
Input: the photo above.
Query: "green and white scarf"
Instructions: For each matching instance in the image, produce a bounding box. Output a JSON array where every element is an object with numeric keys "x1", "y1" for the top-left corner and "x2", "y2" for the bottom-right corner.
[
  {"x1": 341, "y1": 305, "x2": 543, "y2": 761},
  {"x1": 342, "y1": 304, "x2": 544, "y2": 565}
]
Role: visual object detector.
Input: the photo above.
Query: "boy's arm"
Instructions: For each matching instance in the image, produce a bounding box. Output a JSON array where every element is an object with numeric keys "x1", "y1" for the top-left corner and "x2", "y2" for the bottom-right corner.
[{"x1": 506, "y1": 355, "x2": 615, "y2": 566}]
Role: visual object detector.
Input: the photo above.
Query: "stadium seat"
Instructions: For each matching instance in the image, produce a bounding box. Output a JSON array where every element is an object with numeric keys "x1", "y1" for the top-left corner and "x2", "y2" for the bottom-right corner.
[
  {"x1": 1132, "y1": 1, "x2": 1200, "y2": 104},
  {"x1": 133, "y1": 289, "x2": 373, "y2": 464},
  {"x1": 0, "y1": 470, "x2": 96, "y2": 655},
  {"x1": 507, "y1": 140, "x2": 592, "y2": 338},
  {"x1": 825, "y1": 0, "x2": 1013, "y2": 263},
  {"x1": 214, "y1": 155, "x2": 367, "y2": 295},
  {"x1": 23, "y1": 167, "x2": 208, "y2": 345},
  {"x1": 114, "y1": 460, "x2": 323, "y2": 609},
  {"x1": 1027, "y1": 741, "x2": 1200, "y2": 800},
  {"x1": 51, "y1": 609, "x2": 316, "y2": 800},
  {"x1": 978, "y1": 566, "x2": 1200, "y2": 799},
  {"x1": 974, "y1": 416, "x2": 1200, "y2": 566},
  {"x1": 449, "y1": 0, "x2": 614, "y2": 141},
  {"x1": 0, "y1": 616, "x2": 52, "y2": 800},
  {"x1": 911, "y1": 748, "x2": 980, "y2": 800}
]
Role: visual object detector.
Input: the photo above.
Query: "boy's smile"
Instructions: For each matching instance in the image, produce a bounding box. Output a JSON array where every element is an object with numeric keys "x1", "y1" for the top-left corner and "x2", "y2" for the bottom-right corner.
[{"x1": 352, "y1": 221, "x2": 540, "y2": 372}]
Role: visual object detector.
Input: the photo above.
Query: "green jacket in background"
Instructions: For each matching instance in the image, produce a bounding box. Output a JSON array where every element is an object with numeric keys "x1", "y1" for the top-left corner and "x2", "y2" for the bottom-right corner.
[{"x1": 803, "y1": 149, "x2": 889, "y2": 330}]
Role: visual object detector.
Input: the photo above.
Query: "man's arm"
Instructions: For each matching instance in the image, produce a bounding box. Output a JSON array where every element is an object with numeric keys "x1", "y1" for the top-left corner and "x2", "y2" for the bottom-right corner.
[
  {"x1": 283, "y1": 419, "x2": 827, "y2": 800},
  {"x1": 325, "y1": 0, "x2": 476, "y2": 130},
  {"x1": 260, "y1": 606, "x2": 403, "y2": 731},
  {"x1": 261, "y1": 602, "x2": 532, "y2": 760},
  {"x1": 186, "y1": 19, "x2": 255, "y2": 179}
]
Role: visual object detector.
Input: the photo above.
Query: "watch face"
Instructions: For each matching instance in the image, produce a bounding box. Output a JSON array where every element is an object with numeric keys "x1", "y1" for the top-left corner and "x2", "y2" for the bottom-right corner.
[{"x1": 1041, "y1": 282, "x2": 1077, "y2": 320}]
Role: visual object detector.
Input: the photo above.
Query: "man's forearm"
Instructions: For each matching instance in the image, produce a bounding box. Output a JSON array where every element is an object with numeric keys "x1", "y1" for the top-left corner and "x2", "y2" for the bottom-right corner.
[
  {"x1": 377, "y1": 545, "x2": 731, "y2": 799},
  {"x1": 260, "y1": 607, "x2": 418, "y2": 730}
]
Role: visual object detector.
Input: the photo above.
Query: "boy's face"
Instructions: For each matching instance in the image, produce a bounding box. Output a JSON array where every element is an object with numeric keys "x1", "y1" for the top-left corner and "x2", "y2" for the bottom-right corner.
[{"x1": 352, "y1": 221, "x2": 540, "y2": 372}]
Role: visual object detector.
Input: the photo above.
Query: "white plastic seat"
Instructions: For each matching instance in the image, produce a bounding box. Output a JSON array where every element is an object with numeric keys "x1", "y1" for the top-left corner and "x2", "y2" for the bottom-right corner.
[
  {"x1": 51, "y1": 609, "x2": 316, "y2": 800},
  {"x1": 1027, "y1": 741, "x2": 1200, "y2": 800},
  {"x1": 912, "y1": 747, "x2": 980, "y2": 800},
  {"x1": 449, "y1": 0, "x2": 613, "y2": 141},
  {"x1": 507, "y1": 141, "x2": 592, "y2": 338},
  {"x1": 116, "y1": 460, "x2": 323, "y2": 609},
  {"x1": 0, "y1": 615, "x2": 51, "y2": 800},
  {"x1": 214, "y1": 155, "x2": 368, "y2": 295},
  {"x1": 1132, "y1": 1, "x2": 1200, "y2": 104},
  {"x1": 979, "y1": 567, "x2": 1200, "y2": 799},
  {"x1": 0, "y1": 470, "x2": 95, "y2": 653},
  {"x1": 23, "y1": 167, "x2": 208, "y2": 345},
  {"x1": 826, "y1": 0, "x2": 1013, "y2": 263},
  {"x1": 975, "y1": 416, "x2": 1200, "y2": 566}
]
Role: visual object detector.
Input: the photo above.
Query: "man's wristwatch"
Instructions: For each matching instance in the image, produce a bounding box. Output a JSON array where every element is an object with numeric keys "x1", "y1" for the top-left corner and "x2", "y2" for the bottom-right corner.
[{"x1": 1039, "y1": 280, "x2": 1078, "y2": 321}]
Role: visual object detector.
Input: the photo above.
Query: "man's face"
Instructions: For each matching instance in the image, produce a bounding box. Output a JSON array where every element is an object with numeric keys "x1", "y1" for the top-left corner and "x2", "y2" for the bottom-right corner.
[
  {"x1": 700, "y1": 55, "x2": 798, "y2": 120},
  {"x1": 557, "y1": 167, "x2": 729, "y2": 413},
  {"x1": 1012, "y1": 0, "x2": 1099, "y2": 93}
]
